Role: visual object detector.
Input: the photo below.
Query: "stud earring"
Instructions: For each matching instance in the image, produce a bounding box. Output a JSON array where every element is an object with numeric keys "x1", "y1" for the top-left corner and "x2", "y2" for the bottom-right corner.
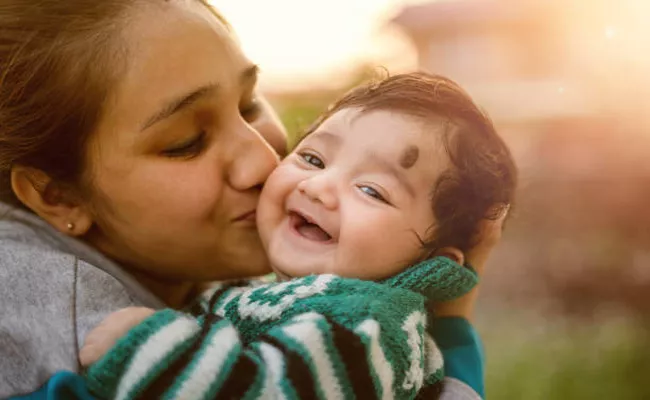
[{"x1": 66, "y1": 222, "x2": 75, "y2": 231}]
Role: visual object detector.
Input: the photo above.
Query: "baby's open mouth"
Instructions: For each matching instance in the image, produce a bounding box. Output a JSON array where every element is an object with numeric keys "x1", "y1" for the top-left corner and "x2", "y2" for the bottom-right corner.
[{"x1": 289, "y1": 211, "x2": 332, "y2": 242}]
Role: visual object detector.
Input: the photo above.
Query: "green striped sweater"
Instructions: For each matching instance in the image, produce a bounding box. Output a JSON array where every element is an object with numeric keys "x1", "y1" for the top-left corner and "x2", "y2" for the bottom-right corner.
[{"x1": 85, "y1": 257, "x2": 477, "y2": 400}]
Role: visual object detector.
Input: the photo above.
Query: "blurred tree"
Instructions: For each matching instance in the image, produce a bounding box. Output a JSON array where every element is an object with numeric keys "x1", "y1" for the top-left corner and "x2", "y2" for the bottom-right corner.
[{"x1": 276, "y1": 63, "x2": 387, "y2": 148}]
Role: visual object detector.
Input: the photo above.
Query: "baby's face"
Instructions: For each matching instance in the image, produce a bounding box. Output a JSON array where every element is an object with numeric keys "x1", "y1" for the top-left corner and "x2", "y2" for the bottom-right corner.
[{"x1": 257, "y1": 108, "x2": 449, "y2": 280}]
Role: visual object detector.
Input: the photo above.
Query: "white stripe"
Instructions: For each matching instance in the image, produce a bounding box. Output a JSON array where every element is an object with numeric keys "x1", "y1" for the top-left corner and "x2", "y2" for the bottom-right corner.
[
  {"x1": 291, "y1": 312, "x2": 325, "y2": 323},
  {"x1": 258, "y1": 343, "x2": 287, "y2": 400},
  {"x1": 173, "y1": 324, "x2": 239, "y2": 399},
  {"x1": 283, "y1": 320, "x2": 344, "y2": 400},
  {"x1": 356, "y1": 319, "x2": 394, "y2": 400},
  {"x1": 214, "y1": 286, "x2": 248, "y2": 316},
  {"x1": 238, "y1": 275, "x2": 335, "y2": 322},
  {"x1": 401, "y1": 311, "x2": 426, "y2": 391},
  {"x1": 115, "y1": 317, "x2": 200, "y2": 400},
  {"x1": 424, "y1": 334, "x2": 444, "y2": 376},
  {"x1": 267, "y1": 280, "x2": 295, "y2": 295}
]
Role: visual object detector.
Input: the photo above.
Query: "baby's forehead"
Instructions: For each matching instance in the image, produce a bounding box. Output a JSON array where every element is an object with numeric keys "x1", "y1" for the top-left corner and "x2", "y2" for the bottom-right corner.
[{"x1": 312, "y1": 107, "x2": 449, "y2": 162}]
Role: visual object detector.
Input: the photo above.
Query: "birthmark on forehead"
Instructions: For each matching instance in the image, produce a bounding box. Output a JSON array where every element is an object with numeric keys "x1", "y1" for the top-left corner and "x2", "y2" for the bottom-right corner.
[{"x1": 399, "y1": 145, "x2": 420, "y2": 169}]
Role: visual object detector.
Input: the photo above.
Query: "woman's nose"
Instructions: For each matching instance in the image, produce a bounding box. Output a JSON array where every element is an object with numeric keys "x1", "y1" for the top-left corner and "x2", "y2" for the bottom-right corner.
[
  {"x1": 226, "y1": 120, "x2": 280, "y2": 192},
  {"x1": 249, "y1": 97, "x2": 288, "y2": 157},
  {"x1": 297, "y1": 175, "x2": 338, "y2": 210}
]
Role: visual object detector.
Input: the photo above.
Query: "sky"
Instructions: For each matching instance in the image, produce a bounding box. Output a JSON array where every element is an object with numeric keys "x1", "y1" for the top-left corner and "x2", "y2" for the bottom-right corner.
[{"x1": 211, "y1": 0, "x2": 426, "y2": 90}]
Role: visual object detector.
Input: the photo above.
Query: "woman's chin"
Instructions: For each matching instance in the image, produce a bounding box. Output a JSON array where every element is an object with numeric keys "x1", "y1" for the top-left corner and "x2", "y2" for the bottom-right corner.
[{"x1": 225, "y1": 251, "x2": 272, "y2": 279}]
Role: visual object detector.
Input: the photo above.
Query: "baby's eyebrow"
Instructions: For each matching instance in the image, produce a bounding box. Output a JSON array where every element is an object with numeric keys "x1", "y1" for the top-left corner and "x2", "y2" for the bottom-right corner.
[
  {"x1": 301, "y1": 130, "x2": 342, "y2": 150},
  {"x1": 399, "y1": 145, "x2": 420, "y2": 169}
]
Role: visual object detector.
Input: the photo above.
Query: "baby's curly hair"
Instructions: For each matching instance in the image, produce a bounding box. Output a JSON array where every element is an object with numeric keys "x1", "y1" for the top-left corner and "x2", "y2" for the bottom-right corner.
[{"x1": 305, "y1": 72, "x2": 518, "y2": 256}]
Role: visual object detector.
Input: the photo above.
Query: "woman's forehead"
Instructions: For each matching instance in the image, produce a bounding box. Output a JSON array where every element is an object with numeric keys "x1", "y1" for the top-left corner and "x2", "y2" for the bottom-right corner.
[{"x1": 101, "y1": 1, "x2": 248, "y2": 130}]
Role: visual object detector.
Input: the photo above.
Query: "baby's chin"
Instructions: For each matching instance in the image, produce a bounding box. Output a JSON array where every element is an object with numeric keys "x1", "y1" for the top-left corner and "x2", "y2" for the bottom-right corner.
[
  {"x1": 271, "y1": 267, "x2": 293, "y2": 282},
  {"x1": 269, "y1": 260, "x2": 328, "y2": 281}
]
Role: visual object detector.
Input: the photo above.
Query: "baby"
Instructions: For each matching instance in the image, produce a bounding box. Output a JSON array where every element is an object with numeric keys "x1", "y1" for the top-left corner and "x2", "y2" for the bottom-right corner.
[{"x1": 81, "y1": 72, "x2": 516, "y2": 400}]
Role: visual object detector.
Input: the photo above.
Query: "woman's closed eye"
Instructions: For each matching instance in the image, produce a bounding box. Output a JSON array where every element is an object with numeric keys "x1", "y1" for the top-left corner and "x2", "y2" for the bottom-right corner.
[
  {"x1": 161, "y1": 132, "x2": 206, "y2": 158},
  {"x1": 357, "y1": 185, "x2": 390, "y2": 204},
  {"x1": 240, "y1": 99, "x2": 261, "y2": 122}
]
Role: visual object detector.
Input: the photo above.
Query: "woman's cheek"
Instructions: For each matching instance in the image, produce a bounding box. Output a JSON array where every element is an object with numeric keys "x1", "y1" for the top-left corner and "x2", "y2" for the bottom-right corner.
[{"x1": 147, "y1": 162, "x2": 224, "y2": 218}]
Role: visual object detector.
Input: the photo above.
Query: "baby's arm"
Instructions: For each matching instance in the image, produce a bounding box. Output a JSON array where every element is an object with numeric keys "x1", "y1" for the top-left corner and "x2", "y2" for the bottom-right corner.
[{"x1": 82, "y1": 274, "x2": 444, "y2": 400}]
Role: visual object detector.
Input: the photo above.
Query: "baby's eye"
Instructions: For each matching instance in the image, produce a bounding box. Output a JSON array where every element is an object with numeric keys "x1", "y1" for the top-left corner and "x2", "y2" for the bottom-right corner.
[
  {"x1": 358, "y1": 185, "x2": 389, "y2": 204},
  {"x1": 300, "y1": 152, "x2": 325, "y2": 169}
]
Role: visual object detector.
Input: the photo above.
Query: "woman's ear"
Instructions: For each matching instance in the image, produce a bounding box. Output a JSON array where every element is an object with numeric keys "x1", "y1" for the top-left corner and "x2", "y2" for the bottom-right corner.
[
  {"x1": 434, "y1": 246, "x2": 465, "y2": 266},
  {"x1": 11, "y1": 166, "x2": 93, "y2": 236}
]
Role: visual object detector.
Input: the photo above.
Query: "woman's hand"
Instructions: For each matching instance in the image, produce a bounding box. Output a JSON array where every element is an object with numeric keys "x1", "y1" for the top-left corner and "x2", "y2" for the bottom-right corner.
[
  {"x1": 79, "y1": 307, "x2": 155, "y2": 367},
  {"x1": 432, "y1": 205, "x2": 509, "y2": 319}
]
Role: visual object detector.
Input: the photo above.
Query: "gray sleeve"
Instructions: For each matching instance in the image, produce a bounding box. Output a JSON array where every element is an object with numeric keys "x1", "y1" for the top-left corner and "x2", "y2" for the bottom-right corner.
[
  {"x1": 439, "y1": 377, "x2": 483, "y2": 400},
  {"x1": 0, "y1": 248, "x2": 140, "y2": 398},
  {"x1": 74, "y1": 260, "x2": 140, "y2": 352}
]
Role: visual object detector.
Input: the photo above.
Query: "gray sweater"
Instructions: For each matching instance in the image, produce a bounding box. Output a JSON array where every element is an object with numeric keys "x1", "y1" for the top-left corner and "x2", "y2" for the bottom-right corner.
[
  {"x1": 0, "y1": 201, "x2": 480, "y2": 400},
  {"x1": 0, "y1": 202, "x2": 164, "y2": 397}
]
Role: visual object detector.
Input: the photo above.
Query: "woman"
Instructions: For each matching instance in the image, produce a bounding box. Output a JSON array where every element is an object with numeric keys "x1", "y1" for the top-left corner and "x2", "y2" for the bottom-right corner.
[{"x1": 0, "y1": 0, "x2": 496, "y2": 398}]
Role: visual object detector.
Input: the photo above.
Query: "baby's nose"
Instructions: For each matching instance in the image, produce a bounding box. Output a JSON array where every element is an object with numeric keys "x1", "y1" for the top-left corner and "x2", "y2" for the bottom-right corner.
[{"x1": 297, "y1": 177, "x2": 338, "y2": 210}]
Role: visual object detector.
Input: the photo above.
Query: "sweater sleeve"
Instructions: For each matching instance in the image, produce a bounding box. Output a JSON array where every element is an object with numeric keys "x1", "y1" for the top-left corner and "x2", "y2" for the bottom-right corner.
[
  {"x1": 9, "y1": 371, "x2": 97, "y2": 400},
  {"x1": 429, "y1": 317, "x2": 485, "y2": 398},
  {"x1": 84, "y1": 278, "x2": 433, "y2": 400}
]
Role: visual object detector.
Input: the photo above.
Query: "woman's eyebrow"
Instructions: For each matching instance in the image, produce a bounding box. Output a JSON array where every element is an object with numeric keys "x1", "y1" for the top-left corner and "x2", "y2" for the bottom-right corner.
[
  {"x1": 140, "y1": 63, "x2": 258, "y2": 132},
  {"x1": 140, "y1": 84, "x2": 218, "y2": 131}
]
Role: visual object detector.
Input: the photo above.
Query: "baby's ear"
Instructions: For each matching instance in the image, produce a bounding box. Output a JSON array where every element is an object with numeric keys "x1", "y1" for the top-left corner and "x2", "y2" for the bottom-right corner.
[
  {"x1": 434, "y1": 247, "x2": 465, "y2": 266},
  {"x1": 380, "y1": 256, "x2": 477, "y2": 302}
]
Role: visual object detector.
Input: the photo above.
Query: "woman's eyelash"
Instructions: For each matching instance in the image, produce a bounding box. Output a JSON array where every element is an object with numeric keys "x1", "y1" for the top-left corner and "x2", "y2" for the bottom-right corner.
[
  {"x1": 161, "y1": 132, "x2": 206, "y2": 158},
  {"x1": 240, "y1": 100, "x2": 261, "y2": 121}
]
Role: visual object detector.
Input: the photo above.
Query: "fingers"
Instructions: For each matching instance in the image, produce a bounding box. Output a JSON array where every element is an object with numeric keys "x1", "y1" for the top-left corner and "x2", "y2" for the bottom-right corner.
[
  {"x1": 79, "y1": 328, "x2": 108, "y2": 367},
  {"x1": 431, "y1": 204, "x2": 510, "y2": 319},
  {"x1": 479, "y1": 204, "x2": 510, "y2": 244},
  {"x1": 465, "y1": 204, "x2": 510, "y2": 275},
  {"x1": 79, "y1": 307, "x2": 155, "y2": 367}
]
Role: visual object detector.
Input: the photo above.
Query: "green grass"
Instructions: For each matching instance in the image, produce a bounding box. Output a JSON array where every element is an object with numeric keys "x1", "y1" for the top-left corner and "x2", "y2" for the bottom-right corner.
[
  {"x1": 279, "y1": 102, "x2": 327, "y2": 149},
  {"x1": 484, "y1": 318, "x2": 650, "y2": 399}
]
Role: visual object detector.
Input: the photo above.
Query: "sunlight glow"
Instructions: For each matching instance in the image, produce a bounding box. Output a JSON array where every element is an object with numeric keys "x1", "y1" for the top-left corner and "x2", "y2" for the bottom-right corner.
[
  {"x1": 210, "y1": 0, "x2": 650, "y2": 92},
  {"x1": 210, "y1": 0, "x2": 415, "y2": 89}
]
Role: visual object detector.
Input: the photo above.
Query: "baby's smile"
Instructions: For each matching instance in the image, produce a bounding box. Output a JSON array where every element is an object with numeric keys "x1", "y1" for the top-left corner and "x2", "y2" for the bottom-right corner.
[{"x1": 288, "y1": 210, "x2": 334, "y2": 243}]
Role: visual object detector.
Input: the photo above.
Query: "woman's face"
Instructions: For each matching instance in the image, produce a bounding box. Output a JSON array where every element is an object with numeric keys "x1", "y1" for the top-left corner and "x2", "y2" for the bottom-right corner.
[{"x1": 83, "y1": 1, "x2": 285, "y2": 282}]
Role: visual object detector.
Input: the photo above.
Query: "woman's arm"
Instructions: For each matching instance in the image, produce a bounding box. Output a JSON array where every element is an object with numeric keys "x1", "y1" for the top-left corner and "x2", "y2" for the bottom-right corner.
[
  {"x1": 0, "y1": 253, "x2": 144, "y2": 399},
  {"x1": 429, "y1": 208, "x2": 509, "y2": 399},
  {"x1": 433, "y1": 208, "x2": 507, "y2": 320},
  {"x1": 9, "y1": 371, "x2": 97, "y2": 400},
  {"x1": 431, "y1": 317, "x2": 484, "y2": 398}
]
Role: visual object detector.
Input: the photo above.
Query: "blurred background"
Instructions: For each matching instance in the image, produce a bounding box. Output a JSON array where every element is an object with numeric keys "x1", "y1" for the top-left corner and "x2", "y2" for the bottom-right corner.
[{"x1": 213, "y1": 0, "x2": 650, "y2": 398}]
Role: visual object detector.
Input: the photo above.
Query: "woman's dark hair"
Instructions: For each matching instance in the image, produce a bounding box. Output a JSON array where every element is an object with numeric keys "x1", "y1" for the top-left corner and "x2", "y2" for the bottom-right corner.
[
  {"x1": 306, "y1": 72, "x2": 518, "y2": 254},
  {"x1": 0, "y1": 0, "x2": 228, "y2": 208}
]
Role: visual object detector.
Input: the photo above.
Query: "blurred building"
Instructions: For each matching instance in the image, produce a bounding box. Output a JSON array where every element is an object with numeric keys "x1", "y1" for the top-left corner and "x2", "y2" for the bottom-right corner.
[
  {"x1": 391, "y1": 0, "x2": 650, "y2": 179},
  {"x1": 393, "y1": 0, "x2": 650, "y2": 311}
]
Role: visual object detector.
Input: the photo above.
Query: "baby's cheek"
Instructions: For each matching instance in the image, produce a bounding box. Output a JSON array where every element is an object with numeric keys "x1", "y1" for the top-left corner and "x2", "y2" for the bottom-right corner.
[
  {"x1": 342, "y1": 225, "x2": 421, "y2": 280},
  {"x1": 257, "y1": 185, "x2": 285, "y2": 246}
]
